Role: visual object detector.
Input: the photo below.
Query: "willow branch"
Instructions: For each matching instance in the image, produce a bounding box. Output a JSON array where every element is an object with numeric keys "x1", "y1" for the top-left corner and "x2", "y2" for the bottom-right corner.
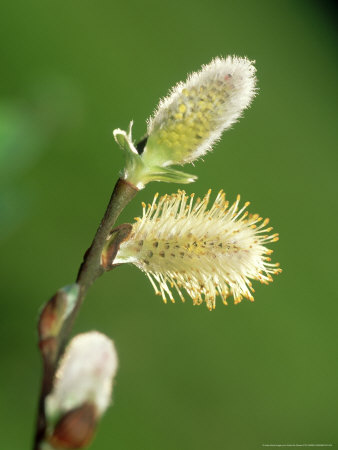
[{"x1": 33, "y1": 177, "x2": 138, "y2": 450}]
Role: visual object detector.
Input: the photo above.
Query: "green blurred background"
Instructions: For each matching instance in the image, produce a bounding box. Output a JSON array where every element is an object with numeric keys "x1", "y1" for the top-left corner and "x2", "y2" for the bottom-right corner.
[{"x1": 1, "y1": 0, "x2": 337, "y2": 448}]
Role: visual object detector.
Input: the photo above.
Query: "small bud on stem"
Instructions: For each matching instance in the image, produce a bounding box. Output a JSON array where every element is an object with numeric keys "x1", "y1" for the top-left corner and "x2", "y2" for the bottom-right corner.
[
  {"x1": 38, "y1": 284, "x2": 79, "y2": 363},
  {"x1": 48, "y1": 403, "x2": 97, "y2": 449},
  {"x1": 101, "y1": 223, "x2": 133, "y2": 270}
]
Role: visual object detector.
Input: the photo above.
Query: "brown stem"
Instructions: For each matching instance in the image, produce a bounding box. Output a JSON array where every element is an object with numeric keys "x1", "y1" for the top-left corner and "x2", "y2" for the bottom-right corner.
[
  {"x1": 33, "y1": 178, "x2": 138, "y2": 450},
  {"x1": 34, "y1": 344, "x2": 58, "y2": 449}
]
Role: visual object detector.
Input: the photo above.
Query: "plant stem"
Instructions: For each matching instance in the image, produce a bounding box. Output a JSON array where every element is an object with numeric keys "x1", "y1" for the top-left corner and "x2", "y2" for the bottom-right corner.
[{"x1": 33, "y1": 177, "x2": 138, "y2": 450}]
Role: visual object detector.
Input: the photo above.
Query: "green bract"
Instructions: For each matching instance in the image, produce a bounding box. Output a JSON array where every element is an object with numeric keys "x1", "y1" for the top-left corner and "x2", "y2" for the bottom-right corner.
[{"x1": 113, "y1": 122, "x2": 196, "y2": 189}]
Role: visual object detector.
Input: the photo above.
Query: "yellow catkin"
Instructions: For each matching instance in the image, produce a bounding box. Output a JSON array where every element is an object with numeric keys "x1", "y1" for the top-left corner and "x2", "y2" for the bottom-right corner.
[{"x1": 114, "y1": 190, "x2": 281, "y2": 310}]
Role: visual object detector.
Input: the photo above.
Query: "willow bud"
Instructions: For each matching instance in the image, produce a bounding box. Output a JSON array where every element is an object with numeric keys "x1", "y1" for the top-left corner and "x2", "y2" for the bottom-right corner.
[{"x1": 46, "y1": 332, "x2": 118, "y2": 430}]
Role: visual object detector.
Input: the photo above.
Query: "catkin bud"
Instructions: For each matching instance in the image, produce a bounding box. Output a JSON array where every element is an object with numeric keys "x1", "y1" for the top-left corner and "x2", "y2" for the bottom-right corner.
[
  {"x1": 39, "y1": 284, "x2": 79, "y2": 341},
  {"x1": 46, "y1": 332, "x2": 118, "y2": 424},
  {"x1": 38, "y1": 284, "x2": 79, "y2": 363}
]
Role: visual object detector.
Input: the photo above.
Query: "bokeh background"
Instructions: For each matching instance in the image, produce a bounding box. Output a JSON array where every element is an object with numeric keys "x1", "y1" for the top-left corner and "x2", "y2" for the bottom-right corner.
[{"x1": 1, "y1": 0, "x2": 337, "y2": 449}]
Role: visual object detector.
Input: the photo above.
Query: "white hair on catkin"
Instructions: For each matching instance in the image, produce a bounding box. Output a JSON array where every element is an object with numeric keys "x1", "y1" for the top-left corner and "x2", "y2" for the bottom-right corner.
[{"x1": 146, "y1": 56, "x2": 257, "y2": 165}]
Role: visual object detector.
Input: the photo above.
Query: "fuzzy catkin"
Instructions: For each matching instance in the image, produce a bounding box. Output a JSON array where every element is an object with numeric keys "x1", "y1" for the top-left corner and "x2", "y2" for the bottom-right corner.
[
  {"x1": 114, "y1": 190, "x2": 281, "y2": 310},
  {"x1": 46, "y1": 332, "x2": 118, "y2": 419},
  {"x1": 145, "y1": 56, "x2": 257, "y2": 166}
]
